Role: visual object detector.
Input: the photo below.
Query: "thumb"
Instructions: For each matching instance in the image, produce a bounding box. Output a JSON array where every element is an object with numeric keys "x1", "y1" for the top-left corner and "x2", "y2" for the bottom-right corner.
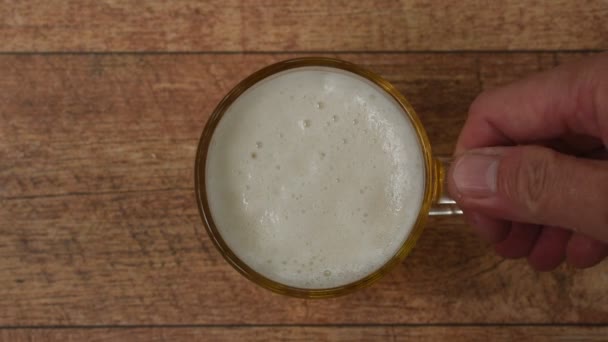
[{"x1": 448, "y1": 145, "x2": 608, "y2": 242}]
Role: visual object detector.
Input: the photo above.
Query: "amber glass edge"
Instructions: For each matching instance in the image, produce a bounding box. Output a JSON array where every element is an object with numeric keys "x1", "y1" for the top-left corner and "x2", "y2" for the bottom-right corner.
[{"x1": 194, "y1": 57, "x2": 436, "y2": 299}]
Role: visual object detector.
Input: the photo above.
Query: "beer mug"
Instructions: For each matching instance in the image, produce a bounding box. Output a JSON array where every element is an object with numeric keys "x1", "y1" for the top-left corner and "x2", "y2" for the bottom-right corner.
[{"x1": 195, "y1": 57, "x2": 462, "y2": 298}]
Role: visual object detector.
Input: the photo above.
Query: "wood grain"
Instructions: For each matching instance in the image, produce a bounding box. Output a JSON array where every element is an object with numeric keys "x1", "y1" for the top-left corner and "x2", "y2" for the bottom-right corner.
[
  {"x1": 2, "y1": 0, "x2": 606, "y2": 338},
  {"x1": 1, "y1": 1, "x2": 607, "y2": 52},
  {"x1": 2, "y1": 53, "x2": 607, "y2": 326},
  {"x1": 7, "y1": 191, "x2": 608, "y2": 325},
  {"x1": 1, "y1": 53, "x2": 557, "y2": 198},
  {"x1": 1, "y1": 326, "x2": 608, "y2": 341}
]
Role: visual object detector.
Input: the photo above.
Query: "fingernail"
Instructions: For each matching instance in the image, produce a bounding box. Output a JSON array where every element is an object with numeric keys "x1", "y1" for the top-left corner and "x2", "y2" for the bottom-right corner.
[{"x1": 453, "y1": 152, "x2": 500, "y2": 197}]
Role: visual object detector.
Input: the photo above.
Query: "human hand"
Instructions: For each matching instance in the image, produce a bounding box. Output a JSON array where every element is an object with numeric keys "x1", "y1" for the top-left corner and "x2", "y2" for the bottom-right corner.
[{"x1": 447, "y1": 53, "x2": 608, "y2": 271}]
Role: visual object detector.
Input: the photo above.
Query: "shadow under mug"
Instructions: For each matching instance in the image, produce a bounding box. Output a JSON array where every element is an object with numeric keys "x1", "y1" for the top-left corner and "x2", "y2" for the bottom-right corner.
[{"x1": 195, "y1": 57, "x2": 462, "y2": 298}]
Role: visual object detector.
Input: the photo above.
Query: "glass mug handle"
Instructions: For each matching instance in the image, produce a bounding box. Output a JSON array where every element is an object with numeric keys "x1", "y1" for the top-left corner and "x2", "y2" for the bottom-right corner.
[{"x1": 430, "y1": 156, "x2": 463, "y2": 216}]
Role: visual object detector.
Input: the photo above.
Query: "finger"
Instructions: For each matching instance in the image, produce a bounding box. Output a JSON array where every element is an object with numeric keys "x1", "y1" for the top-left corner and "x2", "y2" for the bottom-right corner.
[
  {"x1": 494, "y1": 223, "x2": 541, "y2": 259},
  {"x1": 448, "y1": 145, "x2": 608, "y2": 242},
  {"x1": 586, "y1": 147, "x2": 608, "y2": 160},
  {"x1": 566, "y1": 233, "x2": 608, "y2": 269},
  {"x1": 455, "y1": 52, "x2": 608, "y2": 155},
  {"x1": 543, "y1": 134, "x2": 604, "y2": 156},
  {"x1": 527, "y1": 226, "x2": 571, "y2": 271},
  {"x1": 464, "y1": 210, "x2": 510, "y2": 243}
]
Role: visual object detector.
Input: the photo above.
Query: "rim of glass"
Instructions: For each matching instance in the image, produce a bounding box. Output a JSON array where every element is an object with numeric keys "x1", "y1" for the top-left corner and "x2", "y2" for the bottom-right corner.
[{"x1": 194, "y1": 57, "x2": 435, "y2": 298}]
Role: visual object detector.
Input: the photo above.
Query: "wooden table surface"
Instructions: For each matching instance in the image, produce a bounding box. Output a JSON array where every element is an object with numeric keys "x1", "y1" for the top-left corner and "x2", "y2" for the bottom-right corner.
[{"x1": 1, "y1": 1, "x2": 607, "y2": 341}]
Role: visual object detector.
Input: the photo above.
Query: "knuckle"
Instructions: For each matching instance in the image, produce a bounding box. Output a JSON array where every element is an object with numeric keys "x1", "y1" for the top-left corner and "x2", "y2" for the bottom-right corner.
[
  {"x1": 501, "y1": 147, "x2": 556, "y2": 214},
  {"x1": 517, "y1": 148, "x2": 555, "y2": 214},
  {"x1": 468, "y1": 91, "x2": 493, "y2": 119}
]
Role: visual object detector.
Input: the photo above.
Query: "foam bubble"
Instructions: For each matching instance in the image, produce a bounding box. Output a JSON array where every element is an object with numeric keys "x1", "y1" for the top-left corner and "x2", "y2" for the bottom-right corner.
[{"x1": 300, "y1": 119, "x2": 312, "y2": 128}]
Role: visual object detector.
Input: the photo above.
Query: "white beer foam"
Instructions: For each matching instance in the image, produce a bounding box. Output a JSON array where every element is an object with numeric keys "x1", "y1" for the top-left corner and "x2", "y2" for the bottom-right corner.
[{"x1": 206, "y1": 67, "x2": 425, "y2": 289}]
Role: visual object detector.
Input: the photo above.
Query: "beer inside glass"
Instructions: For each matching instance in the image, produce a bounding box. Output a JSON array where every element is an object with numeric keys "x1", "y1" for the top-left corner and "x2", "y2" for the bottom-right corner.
[{"x1": 195, "y1": 58, "x2": 461, "y2": 298}]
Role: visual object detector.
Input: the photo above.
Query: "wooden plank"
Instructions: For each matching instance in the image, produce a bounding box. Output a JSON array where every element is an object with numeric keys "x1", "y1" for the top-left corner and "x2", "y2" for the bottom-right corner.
[
  {"x1": 1, "y1": 1, "x2": 606, "y2": 52},
  {"x1": 1, "y1": 53, "x2": 559, "y2": 199},
  {"x1": 1, "y1": 192, "x2": 608, "y2": 325},
  {"x1": 1, "y1": 326, "x2": 608, "y2": 341},
  {"x1": 2, "y1": 53, "x2": 607, "y2": 325}
]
